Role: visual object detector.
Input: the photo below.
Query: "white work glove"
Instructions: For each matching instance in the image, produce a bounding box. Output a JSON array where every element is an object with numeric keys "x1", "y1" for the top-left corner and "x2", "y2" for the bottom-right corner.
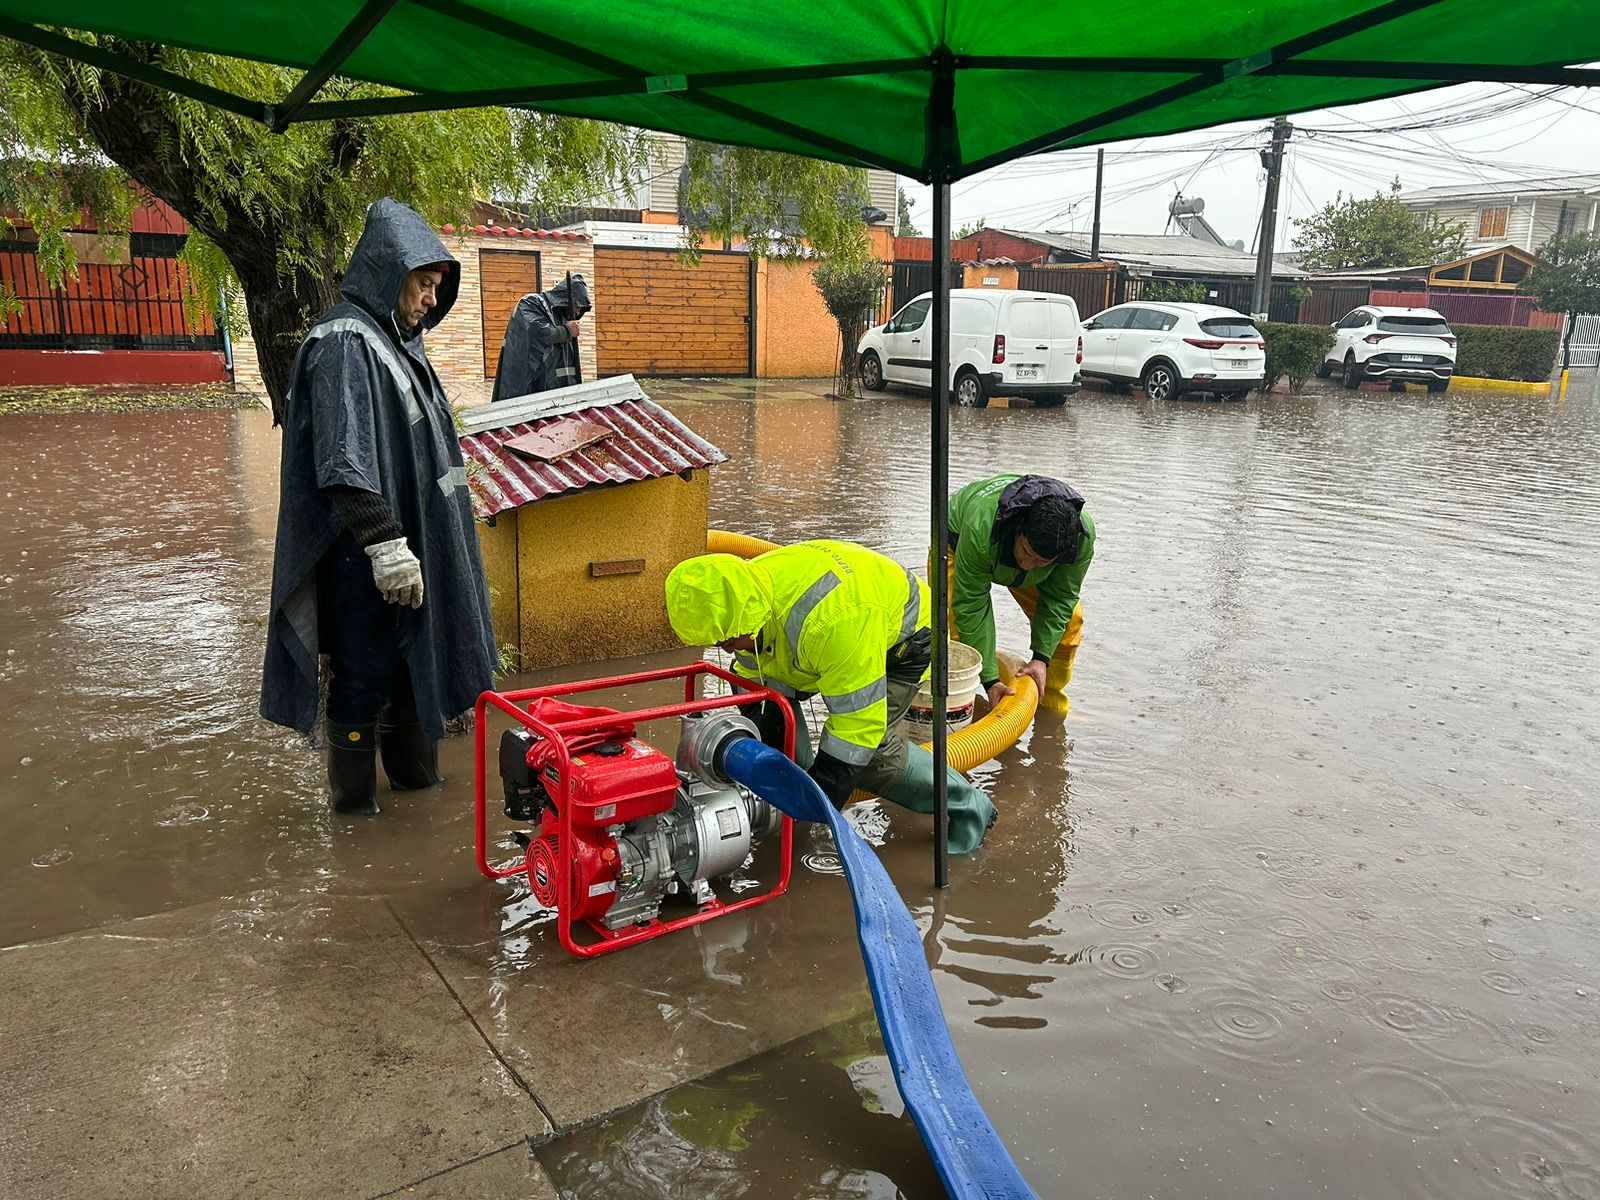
[{"x1": 365, "y1": 537, "x2": 424, "y2": 608}]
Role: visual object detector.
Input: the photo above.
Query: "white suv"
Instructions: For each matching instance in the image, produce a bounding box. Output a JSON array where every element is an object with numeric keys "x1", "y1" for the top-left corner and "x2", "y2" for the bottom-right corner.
[
  {"x1": 1079, "y1": 301, "x2": 1265, "y2": 400},
  {"x1": 1320, "y1": 306, "x2": 1456, "y2": 392}
]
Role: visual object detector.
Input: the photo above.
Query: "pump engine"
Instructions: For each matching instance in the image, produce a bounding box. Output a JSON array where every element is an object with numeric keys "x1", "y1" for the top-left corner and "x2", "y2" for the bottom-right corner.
[{"x1": 498, "y1": 702, "x2": 782, "y2": 932}]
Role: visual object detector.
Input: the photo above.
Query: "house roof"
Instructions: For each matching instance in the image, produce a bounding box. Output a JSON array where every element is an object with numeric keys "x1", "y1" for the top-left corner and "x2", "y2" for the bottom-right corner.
[
  {"x1": 995, "y1": 229, "x2": 1307, "y2": 278},
  {"x1": 1399, "y1": 175, "x2": 1600, "y2": 204},
  {"x1": 458, "y1": 376, "x2": 728, "y2": 518},
  {"x1": 440, "y1": 222, "x2": 590, "y2": 241},
  {"x1": 1303, "y1": 243, "x2": 1534, "y2": 282}
]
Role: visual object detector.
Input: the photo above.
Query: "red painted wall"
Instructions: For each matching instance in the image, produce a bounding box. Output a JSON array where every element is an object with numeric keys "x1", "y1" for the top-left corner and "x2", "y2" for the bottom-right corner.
[{"x1": 0, "y1": 350, "x2": 229, "y2": 387}]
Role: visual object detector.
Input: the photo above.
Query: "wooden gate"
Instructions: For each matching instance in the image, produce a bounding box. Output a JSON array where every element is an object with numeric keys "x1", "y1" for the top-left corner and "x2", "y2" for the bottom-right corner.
[
  {"x1": 478, "y1": 247, "x2": 542, "y2": 378},
  {"x1": 594, "y1": 248, "x2": 750, "y2": 376}
]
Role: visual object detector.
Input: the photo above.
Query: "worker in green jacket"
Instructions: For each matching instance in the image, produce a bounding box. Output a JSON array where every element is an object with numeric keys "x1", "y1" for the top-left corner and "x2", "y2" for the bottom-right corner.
[
  {"x1": 941, "y1": 474, "x2": 1095, "y2": 715},
  {"x1": 665, "y1": 540, "x2": 997, "y2": 855}
]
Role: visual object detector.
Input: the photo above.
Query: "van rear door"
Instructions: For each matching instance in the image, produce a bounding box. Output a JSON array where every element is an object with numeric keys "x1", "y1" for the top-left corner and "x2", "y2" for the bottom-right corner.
[
  {"x1": 1003, "y1": 298, "x2": 1053, "y2": 385},
  {"x1": 1045, "y1": 299, "x2": 1081, "y2": 385}
]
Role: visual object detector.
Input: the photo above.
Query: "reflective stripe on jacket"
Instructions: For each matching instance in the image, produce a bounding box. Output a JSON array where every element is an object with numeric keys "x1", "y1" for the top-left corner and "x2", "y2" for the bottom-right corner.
[{"x1": 665, "y1": 541, "x2": 929, "y2": 765}]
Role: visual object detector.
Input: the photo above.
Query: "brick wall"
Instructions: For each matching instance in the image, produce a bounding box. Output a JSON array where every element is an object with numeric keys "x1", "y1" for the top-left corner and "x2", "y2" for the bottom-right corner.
[
  {"x1": 971, "y1": 230, "x2": 1052, "y2": 264},
  {"x1": 228, "y1": 225, "x2": 596, "y2": 410}
]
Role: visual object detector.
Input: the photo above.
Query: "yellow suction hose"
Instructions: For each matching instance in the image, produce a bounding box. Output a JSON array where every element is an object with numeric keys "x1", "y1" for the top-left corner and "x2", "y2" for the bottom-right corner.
[{"x1": 702, "y1": 530, "x2": 1038, "y2": 793}]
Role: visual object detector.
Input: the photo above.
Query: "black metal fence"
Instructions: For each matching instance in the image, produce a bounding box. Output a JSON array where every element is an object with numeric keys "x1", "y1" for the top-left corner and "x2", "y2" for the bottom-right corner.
[
  {"x1": 0, "y1": 236, "x2": 223, "y2": 351},
  {"x1": 888, "y1": 260, "x2": 964, "y2": 313},
  {"x1": 1122, "y1": 275, "x2": 1303, "y2": 323},
  {"x1": 1297, "y1": 284, "x2": 1372, "y2": 327},
  {"x1": 1016, "y1": 265, "x2": 1118, "y2": 317}
]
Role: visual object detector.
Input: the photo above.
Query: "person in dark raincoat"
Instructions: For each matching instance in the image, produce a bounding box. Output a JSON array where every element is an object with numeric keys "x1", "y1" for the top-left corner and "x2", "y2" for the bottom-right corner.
[
  {"x1": 940, "y1": 474, "x2": 1095, "y2": 716},
  {"x1": 490, "y1": 274, "x2": 592, "y2": 401},
  {"x1": 261, "y1": 197, "x2": 497, "y2": 815}
]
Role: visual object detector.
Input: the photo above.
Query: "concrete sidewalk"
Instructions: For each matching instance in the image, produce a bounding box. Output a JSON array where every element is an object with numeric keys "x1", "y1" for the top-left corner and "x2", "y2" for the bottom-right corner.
[{"x1": 3, "y1": 833, "x2": 872, "y2": 1198}]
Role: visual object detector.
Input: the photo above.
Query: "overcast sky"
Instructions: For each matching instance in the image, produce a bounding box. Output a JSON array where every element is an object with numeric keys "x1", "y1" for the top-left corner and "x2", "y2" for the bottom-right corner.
[{"x1": 899, "y1": 82, "x2": 1600, "y2": 251}]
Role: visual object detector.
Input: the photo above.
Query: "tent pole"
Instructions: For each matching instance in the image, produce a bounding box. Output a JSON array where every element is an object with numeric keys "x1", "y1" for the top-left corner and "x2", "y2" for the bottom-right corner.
[
  {"x1": 931, "y1": 174, "x2": 951, "y2": 889},
  {"x1": 929, "y1": 57, "x2": 955, "y2": 889}
]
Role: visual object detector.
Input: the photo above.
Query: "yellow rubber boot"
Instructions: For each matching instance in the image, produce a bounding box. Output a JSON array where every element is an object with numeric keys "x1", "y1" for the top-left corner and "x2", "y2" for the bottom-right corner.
[{"x1": 1010, "y1": 594, "x2": 1083, "y2": 715}]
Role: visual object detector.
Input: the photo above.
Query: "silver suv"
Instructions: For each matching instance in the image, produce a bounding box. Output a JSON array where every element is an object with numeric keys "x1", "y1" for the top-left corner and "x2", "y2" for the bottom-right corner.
[{"x1": 1319, "y1": 306, "x2": 1456, "y2": 392}]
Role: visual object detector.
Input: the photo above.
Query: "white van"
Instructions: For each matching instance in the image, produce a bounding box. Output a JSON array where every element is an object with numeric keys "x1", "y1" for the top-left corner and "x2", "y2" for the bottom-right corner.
[{"x1": 857, "y1": 289, "x2": 1083, "y2": 408}]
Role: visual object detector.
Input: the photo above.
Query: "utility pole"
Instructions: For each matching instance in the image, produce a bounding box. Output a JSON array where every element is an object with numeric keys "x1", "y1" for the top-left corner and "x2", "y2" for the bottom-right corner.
[
  {"x1": 1252, "y1": 117, "x2": 1292, "y2": 319},
  {"x1": 1090, "y1": 148, "x2": 1104, "y2": 261}
]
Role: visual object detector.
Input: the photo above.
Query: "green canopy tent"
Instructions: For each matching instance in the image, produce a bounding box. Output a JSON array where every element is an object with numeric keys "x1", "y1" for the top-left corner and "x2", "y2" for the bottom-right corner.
[{"x1": 5, "y1": 0, "x2": 1595, "y2": 883}]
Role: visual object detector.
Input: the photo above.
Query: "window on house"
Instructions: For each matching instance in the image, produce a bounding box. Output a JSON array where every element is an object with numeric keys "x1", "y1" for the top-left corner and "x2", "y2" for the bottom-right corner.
[{"x1": 1478, "y1": 206, "x2": 1509, "y2": 239}]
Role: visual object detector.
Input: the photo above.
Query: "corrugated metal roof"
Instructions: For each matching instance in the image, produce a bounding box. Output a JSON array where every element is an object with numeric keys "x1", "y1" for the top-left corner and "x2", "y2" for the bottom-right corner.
[
  {"x1": 996, "y1": 228, "x2": 1308, "y2": 278},
  {"x1": 1399, "y1": 174, "x2": 1600, "y2": 203},
  {"x1": 458, "y1": 376, "x2": 727, "y2": 518}
]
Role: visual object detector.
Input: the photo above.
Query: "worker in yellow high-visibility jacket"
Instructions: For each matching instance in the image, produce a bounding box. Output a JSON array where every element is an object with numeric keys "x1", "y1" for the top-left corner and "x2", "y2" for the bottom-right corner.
[{"x1": 665, "y1": 539, "x2": 996, "y2": 855}]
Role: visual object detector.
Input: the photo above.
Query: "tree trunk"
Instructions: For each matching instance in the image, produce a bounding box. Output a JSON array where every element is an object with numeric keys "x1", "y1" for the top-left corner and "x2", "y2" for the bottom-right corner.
[
  {"x1": 834, "y1": 322, "x2": 857, "y2": 398},
  {"x1": 65, "y1": 58, "x2": 344, "y2": 423}
]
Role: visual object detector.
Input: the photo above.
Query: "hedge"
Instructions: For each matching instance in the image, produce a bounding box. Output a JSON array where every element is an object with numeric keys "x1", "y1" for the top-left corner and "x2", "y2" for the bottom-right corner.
[
  {"x1": 1451, "y1": 324, "x2": 1561, "y2": 382},
  {"x1": 1257, "y1": 321, "x2": 1334, "y2": 394}
]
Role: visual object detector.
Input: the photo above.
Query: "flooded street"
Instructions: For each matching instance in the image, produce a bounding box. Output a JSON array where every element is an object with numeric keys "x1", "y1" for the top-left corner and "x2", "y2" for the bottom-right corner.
[{"x1": 4, "y1": 376, "x2": 1599, "y2": 1198}]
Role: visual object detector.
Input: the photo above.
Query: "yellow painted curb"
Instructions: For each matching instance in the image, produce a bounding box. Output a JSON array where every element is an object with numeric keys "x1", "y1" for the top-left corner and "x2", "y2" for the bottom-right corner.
[{"x1": 1448, "y1": 375, "x2": 1551, "y2": 395}]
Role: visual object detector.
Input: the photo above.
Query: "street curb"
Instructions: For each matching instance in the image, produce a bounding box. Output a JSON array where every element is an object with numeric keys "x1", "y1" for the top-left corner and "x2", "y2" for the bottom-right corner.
[{"x1": 1449, "y1": 375, "x2": 1551, "y2": 394}]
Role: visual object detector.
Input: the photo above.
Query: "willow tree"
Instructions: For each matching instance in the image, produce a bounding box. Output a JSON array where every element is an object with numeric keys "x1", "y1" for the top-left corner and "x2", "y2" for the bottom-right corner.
[
  {"x1": 678, "y1": 140, "x2": 877, "y2": 396},
  {"x1": 679, "y1": 141, "x2": 870, "y2": 263},
  {"x1": 0, "y1": 39, "x2": 648, "y2": 419}
]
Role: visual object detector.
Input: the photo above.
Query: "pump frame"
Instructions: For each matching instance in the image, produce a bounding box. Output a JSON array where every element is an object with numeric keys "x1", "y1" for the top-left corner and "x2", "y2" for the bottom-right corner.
[{"x1": 473, "y1": 662, "x2": 796, "y2": 957}]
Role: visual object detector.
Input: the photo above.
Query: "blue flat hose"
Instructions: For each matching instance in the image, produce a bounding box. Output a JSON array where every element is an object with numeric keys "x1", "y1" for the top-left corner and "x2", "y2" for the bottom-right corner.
[{"x1": 722, "y1": 738, "x2": 1036, "y2": 1199}]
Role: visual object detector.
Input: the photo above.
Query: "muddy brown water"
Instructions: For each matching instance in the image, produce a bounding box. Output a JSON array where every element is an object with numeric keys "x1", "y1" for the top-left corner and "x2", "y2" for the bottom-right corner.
[{"x1": 3, "y1": 377, "x2": 1597, "y2": 1198}]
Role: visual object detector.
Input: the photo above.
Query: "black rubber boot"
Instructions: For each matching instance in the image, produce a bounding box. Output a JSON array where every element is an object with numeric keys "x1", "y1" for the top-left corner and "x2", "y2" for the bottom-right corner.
[
  {"x1": 327, "y1": 721, "x2": 380, "y2": 815},
  {"x1": 377, "y1": 699, "x2": 442, "y2": 791}
]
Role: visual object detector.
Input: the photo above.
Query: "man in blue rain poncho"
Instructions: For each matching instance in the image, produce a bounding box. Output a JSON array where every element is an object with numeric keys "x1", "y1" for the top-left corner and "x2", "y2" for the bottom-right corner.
[
  {"x1": 490, "y1": 273, "x2": 592, "y2": 401},
  {"x1": 261, "y1": 198, "x2": 497, "y2": 815},
  {"x1": 665, "y1": 541, "x2": 997, "y2": 855}
]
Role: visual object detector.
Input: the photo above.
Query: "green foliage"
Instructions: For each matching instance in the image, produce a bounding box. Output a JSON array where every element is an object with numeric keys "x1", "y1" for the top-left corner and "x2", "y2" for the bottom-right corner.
[
  {"x1": 813, "y1": 257, "x2": 889, "y2": 398},
  {"x1": 1292, "y1": 180, "x2": 1467, "y2": 272},
  {"x1": 955, "y1": 218, "x2": 987, "y2": 240},
  {"x1": 1452, "y1": 324, "x2": 1560, "y2": 382},
  {"x1": 1142, "y1": 278, "x2": 1206, "y2": 303},
  {"x1": 681, "y1": 141, "x2": 869, "y2": 263},
  {"x1": 1522, "y1": 233, "x2": 1600, "y2": 317},
  {"x1": 1, "y1": 37, "x2": 648, "y2": 408},
  {"x1": 895, "y1": 188, "x2": 919, "y2": 237},
  {"x1": 1257, "y1": 321, "x2": 1333, "y2": 393}
]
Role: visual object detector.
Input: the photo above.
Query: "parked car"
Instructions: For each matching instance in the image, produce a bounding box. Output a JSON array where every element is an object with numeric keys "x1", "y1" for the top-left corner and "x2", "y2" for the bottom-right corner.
[
  {"x1": 1318, "y1": 306, "x2": 1456, "y2": 392},
  {"x1": 1078, "y1": 301, "x2": 1266, "y2": 400},
  {"x1": 857, "y1": 289, "x2": 1082, "y2": 409}
]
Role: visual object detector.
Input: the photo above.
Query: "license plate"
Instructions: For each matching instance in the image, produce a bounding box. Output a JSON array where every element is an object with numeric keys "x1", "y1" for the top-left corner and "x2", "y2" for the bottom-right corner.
[
  {"x1": 1230, "y1": 359, "x2": 1250, "y2": 368},
  {"x1": 1401, "y1": 354, "x2": 1423, "y2": 363},
  {"x1": 1014, "y1": 365, "x2": 1040, "y2": 379}
]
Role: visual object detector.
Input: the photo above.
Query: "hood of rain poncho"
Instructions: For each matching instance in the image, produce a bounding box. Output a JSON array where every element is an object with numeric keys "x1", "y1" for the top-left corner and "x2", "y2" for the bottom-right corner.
[
  {"x1": 664, "y1": 554, "x2": 774, "y2": 646},
  {"x1": 992, "y1": 474, "x2": 1085, "y2": 565},
  {"x1": 340, "y1": 197, "x2": 459, "y2": 330},
  {"x1": 547, "y1": 273, "x2": 591, "y2": 320}
]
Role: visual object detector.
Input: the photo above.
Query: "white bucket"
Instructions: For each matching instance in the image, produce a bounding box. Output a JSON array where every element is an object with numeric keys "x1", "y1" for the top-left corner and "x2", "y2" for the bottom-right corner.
[{"x1": 899, "y1": 640, "x2": 984, "y2": 743}]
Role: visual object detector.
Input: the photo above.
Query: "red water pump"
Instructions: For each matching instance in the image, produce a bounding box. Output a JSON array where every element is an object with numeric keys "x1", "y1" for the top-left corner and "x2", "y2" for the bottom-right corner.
[{"x1": 473, "y1": 663, "x2": 795, "y2": 957}]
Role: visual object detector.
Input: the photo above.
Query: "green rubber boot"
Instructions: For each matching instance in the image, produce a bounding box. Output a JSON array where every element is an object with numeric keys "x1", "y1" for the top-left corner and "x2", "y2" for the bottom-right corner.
[{"x1": 878, "y1": 744, "x2": 996, "y2": 855}]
